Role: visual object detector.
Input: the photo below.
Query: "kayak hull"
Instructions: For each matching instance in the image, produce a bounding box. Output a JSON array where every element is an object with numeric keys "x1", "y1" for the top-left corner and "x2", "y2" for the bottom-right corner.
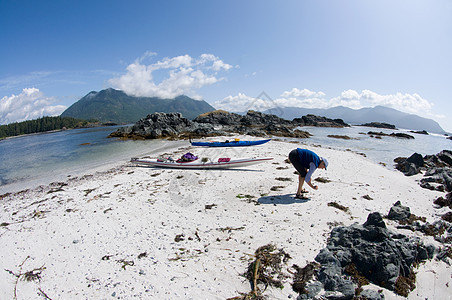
[
  {"x1": 191, "y1": 139, "x2": 271, "y2": 147},
  {"x1": 131, "y1": 157, "x2": 273, "y2": 169}
]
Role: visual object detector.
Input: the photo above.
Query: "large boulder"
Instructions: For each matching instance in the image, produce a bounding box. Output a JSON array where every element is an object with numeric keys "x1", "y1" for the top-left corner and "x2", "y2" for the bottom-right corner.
[
  {"x1": 387, "y1": 201, "x2": 411, "y2": 221},
  {"x1": 295, "y1": 212, "x2": 434, "y2": 299},
  {"x1": 394, "y1": 153, "x2": 424, "y2": 176}
]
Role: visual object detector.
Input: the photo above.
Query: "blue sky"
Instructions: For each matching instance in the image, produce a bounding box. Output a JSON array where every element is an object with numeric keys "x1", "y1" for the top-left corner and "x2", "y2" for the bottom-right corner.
[{"x1": 1, "y1": 0, "x2": 451, "y2": 132}]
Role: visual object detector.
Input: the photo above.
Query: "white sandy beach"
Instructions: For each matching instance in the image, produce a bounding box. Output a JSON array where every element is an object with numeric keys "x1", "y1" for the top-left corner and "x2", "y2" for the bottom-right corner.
[{"x1": 1, "y1": 138, "x2": 451, "y2": 299}]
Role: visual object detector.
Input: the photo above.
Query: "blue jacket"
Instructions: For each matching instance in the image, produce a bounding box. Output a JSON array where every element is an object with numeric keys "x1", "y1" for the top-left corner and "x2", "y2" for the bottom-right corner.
[{"x1": 296, "y1": 148, "x2": 320, "y2": 169}]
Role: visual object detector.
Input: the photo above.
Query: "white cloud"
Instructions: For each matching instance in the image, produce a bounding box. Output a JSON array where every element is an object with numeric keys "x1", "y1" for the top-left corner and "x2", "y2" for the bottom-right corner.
[
  {"x1": 215, "y1": 88, "x2": 437, "y2": 118},
  {"x1": 0, "y1": 88, "x2": 67, "y2": 125},
  {"x1": 109, "y1": 53, "x2": 233, "y2": 99},
  {"x1": 280, "y1": 88, "x2": 325, "y2": 99},
  {"x1": 214, "y1": 93, "x2": 273, "y2": 112}
]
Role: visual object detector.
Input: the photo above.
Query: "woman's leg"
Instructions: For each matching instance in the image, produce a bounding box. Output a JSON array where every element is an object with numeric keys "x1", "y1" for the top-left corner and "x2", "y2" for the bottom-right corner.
[{"x1": 296, "y1": 174, "x2": 306, "y2": 195}]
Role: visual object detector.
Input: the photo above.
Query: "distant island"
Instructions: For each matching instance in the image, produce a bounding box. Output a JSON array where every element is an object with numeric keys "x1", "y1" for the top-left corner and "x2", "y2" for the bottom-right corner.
[
  {"x1": 359, "y1": 122, "x2": 397, "y2": 129},
  {"x1": 265, "y1": 105, "x2": 445, "y2": 133},
  {"x1": 61, "y1": 88, "x2": 215, "y2": 124},
  {"x1": 0, "y1": 116, "x2": 97, "y2": 139}
]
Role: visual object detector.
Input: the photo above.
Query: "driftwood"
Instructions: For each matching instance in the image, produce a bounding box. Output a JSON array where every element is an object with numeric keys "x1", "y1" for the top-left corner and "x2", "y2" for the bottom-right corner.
[{"x1": 5, "y1": 256, "x2": 49, "y2": 300}]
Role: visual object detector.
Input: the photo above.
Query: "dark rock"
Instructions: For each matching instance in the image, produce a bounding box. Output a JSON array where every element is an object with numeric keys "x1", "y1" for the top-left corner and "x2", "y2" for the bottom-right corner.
[
  {"x1": 297, "y1": 281, "x2": 323, "y2": 299},
  {"x1": 396, "y1": 150, "x2": 452, "y2": 198},
  {"x1": 434, "y1": 193, "x2": 452, "y2": 208},
  {"x1": 336, "y1": 279, "x2": 356, "y2": 299},
  {"x1": 359, "y1": 289, "x2": 385, "y2": 300},
  {"x1": 410, "y1": 130, "x2": 429, "y2": 135},
  {"x1": 390, "y1": 132, "x2": 415, "y2": 139},
  {"x1": 302, "y1": 213, "x2": 434, "y2": 298},
  {"x1": 109, "y1": 108, "x2": 353, "y2": 140},
  {"x1": 293, "y1": 114, "x2": 349, "y2": 128},
  {"x1": 394, "y1": 154, "x2": 423, "y2": 176},
  {"x1": 441, "y1": 212, "x2": 452, "y2": 223},
  {"x1": 437, "y1": 150, "x2": 452, "y2": 167},
  {"x1": 368, "y1": 131, "x2": 389, "y2": 137},
  {"x1": 194, "y1": 110, "x2": 242, "y2": 125},
  {"x1": 361, "y1": 122, "x2": 397, "y2": 129},
  {"x1": 109, "y1": 110, "x2": 345, "y2": 140},
  {"x1": 418, "y1": 220, "x2": 452, "y2": 244},
  {"x1": 407, "y1": 153, "x2": 424, "y2": 167},
  {"x1": 315, "y1": 249, "x2": 341, "y2": 266},
  {"x1": 364, "y1": 212, "x2": 387, "y2": 228},
  {"x1": 422, "y1": 168, "x2": 452, "y2": 192},
  {"x1": 436, "y1": 246, "x2": 452, "y2": 263},
  {"x1": 109, "y1": 112, "x2": 197, "y2": 139},
  {"x1": 368, "y1": 131, "x2": 414, "y2": 139},
  {"x1": 387, "y1": 201, "x2": 411, "y2": 221},
  {"x1": 242, "y1": 110, "x2": 292, "y2": 126}
]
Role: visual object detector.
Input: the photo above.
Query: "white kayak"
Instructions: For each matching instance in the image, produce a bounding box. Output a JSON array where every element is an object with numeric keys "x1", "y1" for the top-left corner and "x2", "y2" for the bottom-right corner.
[{"x1": 131, "y1": 157, "x2": 273, "y2": 169}]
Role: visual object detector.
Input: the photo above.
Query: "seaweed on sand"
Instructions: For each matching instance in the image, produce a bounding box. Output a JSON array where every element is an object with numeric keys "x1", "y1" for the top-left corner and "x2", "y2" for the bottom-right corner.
[
  {"x1": 270, "y1": 186, "x2": 285, "y2": 191},
  {"x1": 327, "y1": 202, "x2": 349, "y2": 213},
  {"x1": 229, "y1": 244, "x2": 291, "y2": 299},
  {"x1": 394, "y1": 269, "x2": 417, "y2": 297},
  {"x1": 314, "y1": 177, "x2": 331, "y2": 183},
  {"x1": 275, "y1": 177, "x2": 292, "y2": 182},
  {"x1": 5, "y1": 256, "x2": 47, "y2": 300}
]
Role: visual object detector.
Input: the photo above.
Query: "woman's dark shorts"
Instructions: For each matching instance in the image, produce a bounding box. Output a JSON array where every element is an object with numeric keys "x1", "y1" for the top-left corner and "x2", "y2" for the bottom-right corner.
[{"x1": 289, "y1": 149, "x2": 307, "y2": 177}]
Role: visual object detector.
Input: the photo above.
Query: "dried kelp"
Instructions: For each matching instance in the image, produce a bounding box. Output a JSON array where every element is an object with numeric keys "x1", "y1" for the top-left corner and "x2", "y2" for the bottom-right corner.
[{"x1": 230, "y1": 244, "x2": 291, "y2": 299}]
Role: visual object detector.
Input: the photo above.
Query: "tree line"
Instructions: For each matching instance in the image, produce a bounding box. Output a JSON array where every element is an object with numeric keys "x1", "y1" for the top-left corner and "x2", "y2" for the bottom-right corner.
[{"x1": 0, "y1": 116, "x2": 95, "y2": 139}]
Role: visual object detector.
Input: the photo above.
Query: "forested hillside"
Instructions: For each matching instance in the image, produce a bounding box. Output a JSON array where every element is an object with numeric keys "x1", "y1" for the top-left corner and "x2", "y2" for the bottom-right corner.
[{"x1": 0, "y1": 116, "x2": 93, "y2": 139}]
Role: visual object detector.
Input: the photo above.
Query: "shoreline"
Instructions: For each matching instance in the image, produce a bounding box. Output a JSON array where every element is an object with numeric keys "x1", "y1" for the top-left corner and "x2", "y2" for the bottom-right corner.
[
  {"x1": 0, "y1": 137, "x2": 187, "y2": 195},
  {"x1": 0, "y1": 139, "x2": 450, "y2": 299}
]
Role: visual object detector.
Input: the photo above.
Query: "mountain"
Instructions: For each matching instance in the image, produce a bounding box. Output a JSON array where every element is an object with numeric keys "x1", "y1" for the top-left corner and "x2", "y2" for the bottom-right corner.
[
  {"x1": 61, "y1": 88, "x2": 215, "y2": 124},
  {"x1": 264, "y1": 106, "x2": 445, "y2": 133}
]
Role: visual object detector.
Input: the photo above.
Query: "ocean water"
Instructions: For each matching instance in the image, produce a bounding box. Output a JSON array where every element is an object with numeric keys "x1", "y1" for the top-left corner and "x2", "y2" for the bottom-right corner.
[
  {"x1": 0, "y1": 125, "x2": 450, "y2": 194},
  {"x1": 295, "y1": 126, "x2": 451, "y2": 166},
  {"x1": 0, "y1": 126, "x2": 184, "y2": 193}
]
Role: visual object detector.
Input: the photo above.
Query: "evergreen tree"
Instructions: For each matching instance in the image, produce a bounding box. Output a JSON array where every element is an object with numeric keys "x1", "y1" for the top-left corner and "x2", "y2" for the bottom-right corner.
[{"x1": 0, "y1": 116, "x2": 95, "y2": 139}]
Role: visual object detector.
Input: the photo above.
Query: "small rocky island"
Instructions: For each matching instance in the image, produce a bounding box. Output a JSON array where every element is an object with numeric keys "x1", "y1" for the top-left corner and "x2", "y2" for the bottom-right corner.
[
  {"x1": 109, "y1": 110, "x2": 349, "y2": 140},
  {"x1": 367, "y1": 131, "x2": 415, "y2": 139},
  {"x1": 359, "y1": 122, "x2": 397, "y2": 129}
]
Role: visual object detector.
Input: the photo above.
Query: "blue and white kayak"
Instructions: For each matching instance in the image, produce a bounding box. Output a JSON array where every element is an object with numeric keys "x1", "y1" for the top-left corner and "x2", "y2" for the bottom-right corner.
[
  {"x1": 191, "y1": 139, "x2": 271, "y2": 147},
  {"x1": 131, "y1": 157, "x2": 273, "y2": 169}
]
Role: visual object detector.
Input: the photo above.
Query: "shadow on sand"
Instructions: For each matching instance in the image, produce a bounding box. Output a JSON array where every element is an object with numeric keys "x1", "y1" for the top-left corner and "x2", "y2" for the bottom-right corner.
[{"x1": 258, "y1": 193, "x2": 311, "y2": 205}]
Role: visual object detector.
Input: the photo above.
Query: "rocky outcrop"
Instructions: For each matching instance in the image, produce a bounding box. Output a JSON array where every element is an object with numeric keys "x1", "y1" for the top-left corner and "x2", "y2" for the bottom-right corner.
[
  {"x1": 360, "y1": 122, "x2": 397, "y2": 129},
  {"x1": 194, "y1": 110, "x2": 243, "y2": 125},
  {"x1": 394, "y1": 153, "x2": 425, "y2": 176},
  {"x1": 109, "y1": 110, "x2": 347, "y2": 139},
  {"x1": 296, "y1": 212, "x2": 435, "y2": 299},
  {"x1": 410, "y1": 130, "x2": 429, "y2": 135},
  {"x1": 395, "y1": 150, "x2": 452, "y2": 209},
  {"x1": 395, "y1": 150, "x2": 452, "y2": 180},
  {"x1": 395, "y1": 150, "x2": 452, "y2": 242},
  {"x1": 387, "y1": 201, "x2": 452, "y2": 246},
  {"x1": 292, "y1": 114, "x2": 350, "y2": 128},
  {"x1": 368, "y1": 131, "x2": 415, "y2": 139},
  {"x1": 108, "y1": 112, "x2": 217, "y2": 139}
]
